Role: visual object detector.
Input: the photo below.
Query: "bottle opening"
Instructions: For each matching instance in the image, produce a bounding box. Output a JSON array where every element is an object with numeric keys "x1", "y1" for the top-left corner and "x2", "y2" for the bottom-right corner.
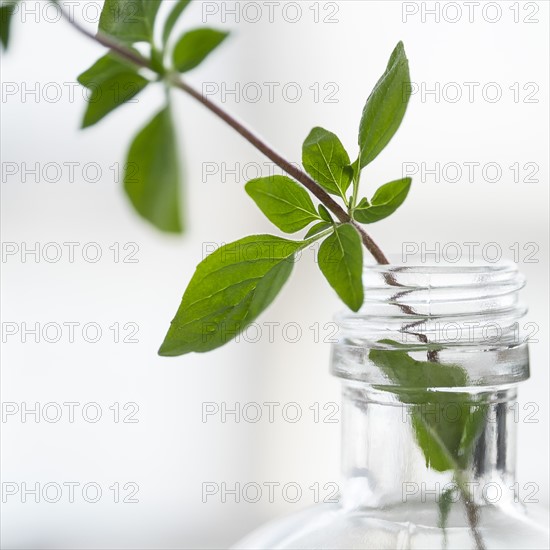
[{"x1": 331, "y1": 259, "x2": 530, "y2": 387}]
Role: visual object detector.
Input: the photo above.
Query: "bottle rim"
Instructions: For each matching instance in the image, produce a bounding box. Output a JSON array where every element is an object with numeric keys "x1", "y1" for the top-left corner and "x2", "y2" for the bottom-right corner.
[
  {"x1": 335, "y1": 258, "x2": 526, "y2": 325},
  {"x1": 330, "y1": 258, "x2": 530, "y2": 387},
  {"x1": 362, "y1": 256, "x2": 520, "y2": 275}
]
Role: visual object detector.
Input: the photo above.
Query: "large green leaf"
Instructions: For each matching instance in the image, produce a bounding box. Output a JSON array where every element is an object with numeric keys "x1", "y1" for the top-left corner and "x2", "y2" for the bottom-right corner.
[
  {"x1": 124, "y1": 107, "x2": 182, "y2": 233},
  {"x1": 98, "y1": 0, "x2": 161, "y2": 44},
  {"x1": 318, "y1": 224, "x2": 364, "y2": 311},
  {"x1": 245, "y1": 175, "x2": 320, "y2": 233},
  {"x1": 78, "y1": 52, "x2": 149, "y2": 128},
  {"x1": 354, "y1": 177, "x2": 411, "y2": 224},
  {"x1": 302, "y1": 127, "x2": 353, "y2": 198},
  {"x1": 159, "y1": 235, "x2": 307, "y2": 355},
  {"x1": 358, "y1": 41, "x2": 411, "y2": 167},
  {"x1": 172, "y1": 28, "x2": 228, "y2": 73},
  {"x1": 162, "y1": 0, "x2": 192, "y2": 45},
  {"x1": 370, "y1": 343, "x2": 487, "y2": 472}
]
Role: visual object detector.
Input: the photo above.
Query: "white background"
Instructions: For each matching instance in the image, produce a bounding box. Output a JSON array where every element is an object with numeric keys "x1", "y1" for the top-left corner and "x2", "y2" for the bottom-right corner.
[{"x1": 1, "y1": 1, "x2": 548, "y2": 548}]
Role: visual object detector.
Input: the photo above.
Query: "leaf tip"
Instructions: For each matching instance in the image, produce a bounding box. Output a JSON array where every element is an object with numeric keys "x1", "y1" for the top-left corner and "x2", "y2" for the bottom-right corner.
[
  {"x1": 157, "y1": 345, "x2": 170, "y2": 357},
  {"x1": 348, "y1": 285, "x2": 365, "y2": 312},
  {"x1": 244, "y1": 179, "x2": 254, "y2": 194},
  {"x1": 393, "y1": 40, "x2": 407, "y2": 60},
  {"x1": 80, "y1": 117, "x2": 92, "y2": 130},
  {"x1": 158, "y1": 336, "x2": 180, "y2": 357}
]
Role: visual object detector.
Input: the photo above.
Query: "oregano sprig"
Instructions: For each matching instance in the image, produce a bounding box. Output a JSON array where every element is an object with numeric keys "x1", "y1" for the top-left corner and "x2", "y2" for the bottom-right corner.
[
  {"x1": 3, "y1": 0, "x2": 411, "y2": 350},
  {"x1": 160, "y1": 40, "x2": 411, "y2": 352}
]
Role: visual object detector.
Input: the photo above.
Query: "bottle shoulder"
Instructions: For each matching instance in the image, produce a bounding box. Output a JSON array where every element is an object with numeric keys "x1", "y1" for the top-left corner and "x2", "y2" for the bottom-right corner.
[{"x1": 233, "y1": 502, "x2": 549, "y2": 550}]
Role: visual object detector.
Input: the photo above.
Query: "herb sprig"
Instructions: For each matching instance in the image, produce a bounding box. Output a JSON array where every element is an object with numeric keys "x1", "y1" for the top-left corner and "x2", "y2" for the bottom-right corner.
[
  {"x1": 159, "y1": 39, "x2": 411, "y2": 354},
  {"x1": 4, "y1": 0, "x2": 410, "y2": 351}
]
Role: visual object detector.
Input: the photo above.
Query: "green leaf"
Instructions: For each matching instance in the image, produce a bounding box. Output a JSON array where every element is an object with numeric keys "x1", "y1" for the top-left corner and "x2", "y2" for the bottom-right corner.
[
  {"x1": 358, "y1": 41, "x2": 411, "y2": 168},
  {"x1": 0, "y1": 2, "x2": 17, "y2": 50},
  {"x1": 354, "y1": 177, "x2": 411, "y2": 224},
  {"x1": 162, "y1": 0, "x2": 191, "y2": 46},
  {"x1": 304, "y1": 221, "x2": 331, "y2": 239},
  {"x1": 318, "y1": 224, "x2": 363, "y2": 311},
  {"x1": 302, "y1": 127, "x2": 353, "y2": 198},
  {"x1": 370, "y1": 345, "x2": 467, "y2": 393},
  {"x1": 411, "y1": 404, "x2": 466, "y2": 472},
  {"x1": 78, "y1": 52, "x2": 149, "y2": 128},
  {"x1": 124, "y1": 106, "x2": 183, "y2": 233},
  {"x1": 317, "y1": 204, "x2": 333, "y2": 223},
  {"x1": 99, "y1": 0, "x2": 161, "y2": 44},
  {"x1": 412, "y1": 401, "x2": 486, "y2": 472},
  {"x1": 172, "y1": 28, "x2": 228, "y2": 73},
  {"x1": 245, "y1": 175, "x2": 320, "y2": 233},
  {"x1": 159, "y1": 235, "x2": 308, "y2": 356},
  {"x1": 369, "y1": 343, "x2": 487, "y2": 472}
]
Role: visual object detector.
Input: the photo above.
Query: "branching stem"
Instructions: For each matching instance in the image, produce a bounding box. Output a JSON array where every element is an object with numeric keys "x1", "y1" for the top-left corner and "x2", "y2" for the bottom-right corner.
[{"x1": 59, "y1": 4, "x2": 389, "y2": 264}]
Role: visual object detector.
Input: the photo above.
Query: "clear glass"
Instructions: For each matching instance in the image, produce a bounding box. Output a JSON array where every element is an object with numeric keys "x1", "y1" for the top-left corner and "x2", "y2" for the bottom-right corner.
[{"x1": 234, "y1": 261, "x2": 549, "y2": 550}]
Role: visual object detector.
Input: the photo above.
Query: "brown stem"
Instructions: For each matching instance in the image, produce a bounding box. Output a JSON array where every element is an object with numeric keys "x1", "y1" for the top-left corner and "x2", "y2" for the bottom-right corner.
[
  {"x1": 463, "y1": 493, "x2": 486, "y2": 550},
  {"x1": 58, "y1": 4, "x2": 389, "y2": 265}
]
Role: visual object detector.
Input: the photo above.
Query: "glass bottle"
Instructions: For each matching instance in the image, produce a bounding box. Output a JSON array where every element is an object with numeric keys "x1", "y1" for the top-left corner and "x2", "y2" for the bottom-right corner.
[{"x1": 234, "y1": 261, "x2": 549, "y2": 549}]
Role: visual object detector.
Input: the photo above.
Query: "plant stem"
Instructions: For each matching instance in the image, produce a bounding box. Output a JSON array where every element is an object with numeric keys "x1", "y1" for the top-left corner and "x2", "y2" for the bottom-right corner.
[
  {"x1": 350, "y1": 163, "x2": 361, "y2": 210},
  {"x1": 58, "y1": 5, "x2": 389, "y2": 265}
]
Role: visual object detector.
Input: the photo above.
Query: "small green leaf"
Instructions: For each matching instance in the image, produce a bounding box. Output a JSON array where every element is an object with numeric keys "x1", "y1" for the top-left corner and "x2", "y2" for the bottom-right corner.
[
  {"x1": 354, "y1": 177, "x2": 411, "y2": 224},
  {"x1": 78, "y1": 52, "x2": 149, "y2": 128},
  {"x1": 438, "y1": 485, "x2": 455, "y2": 539},
  {"x1": 245, "y1": 175, "x2": 320, "y2": 233},
  {"x1": 318, "y1": 224, "x2": 364, "y2": 311},
  {"x1": 359, "y1": 41, "x2": 411, "y2": 167},
  {"x1": 0, "y1": 1, "x2": 18, "y2": 50},
  {"x1": 172, "y1": 28, "x2": 228, "y2": 73},
  {"x1": 317, "y1": 204, "x2": 333, "y2": 223},
  {"x1": 99, "y1": 0, "x2": 161, "y2": 44},
  {"x1": 302, "y1": 127, "x2": 353, "y2": 198},
  {"x1": 304, "y1": 221, "x2": 331, "y2": 239},
  {"x1": 124, "y1": 106, "x2": 183, "y2": 233},
  {"x1": 162, "y1": 0, "x2": 191, "y2": 46},
  {"x1": 159, "y1": 235, "x2": 308, "y2": 355}
]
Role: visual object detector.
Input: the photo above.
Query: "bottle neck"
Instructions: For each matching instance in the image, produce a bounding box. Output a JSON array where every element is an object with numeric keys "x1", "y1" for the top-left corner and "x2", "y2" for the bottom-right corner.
[{"x1": 340, "y1": 383, "x2": 519, "y2": 510}]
